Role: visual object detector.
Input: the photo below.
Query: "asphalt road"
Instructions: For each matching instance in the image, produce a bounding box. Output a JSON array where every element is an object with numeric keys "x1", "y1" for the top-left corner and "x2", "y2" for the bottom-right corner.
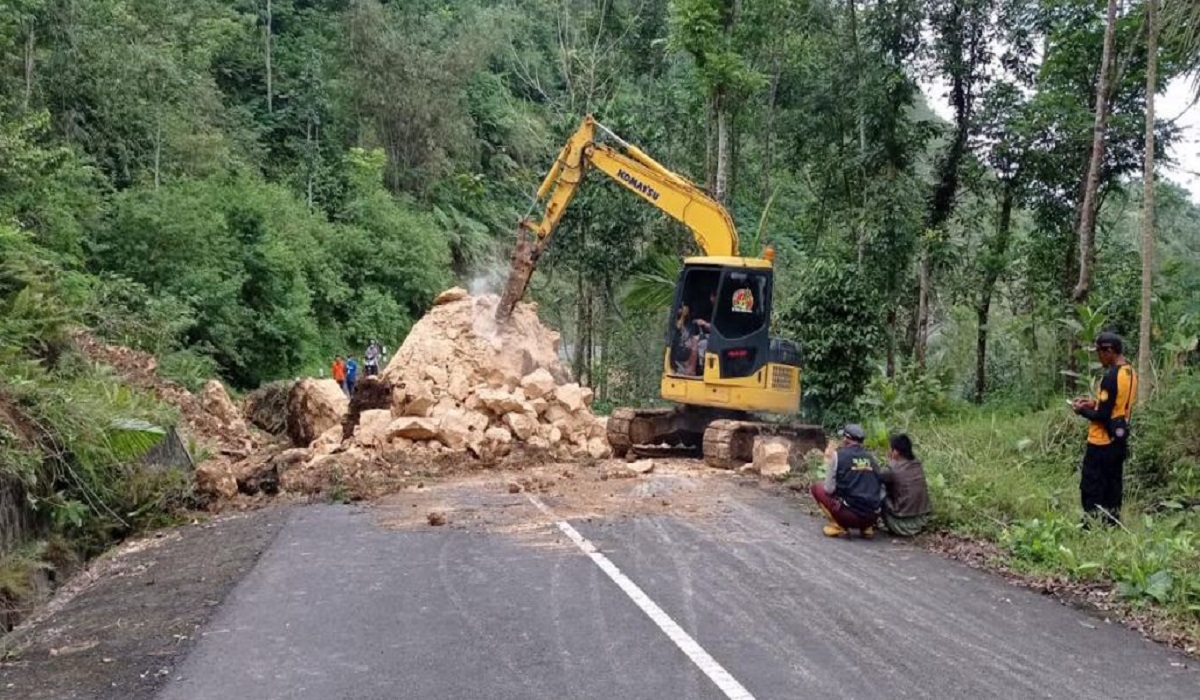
[{"x1": 152, "y1": 469, "x2": 1199, "y2": 700}]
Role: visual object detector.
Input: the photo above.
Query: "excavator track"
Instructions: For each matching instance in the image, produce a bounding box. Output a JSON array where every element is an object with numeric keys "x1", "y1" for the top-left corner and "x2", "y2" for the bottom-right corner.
[
  {"x1": 702, "y1": 419, "x2": 827, "y2": 470},
  {"x1": 606, "y1": 407, "x2": 679, "y2": 459},
  {"x1": 607, "y1": 406, "x2": 825, "y2": 468}
]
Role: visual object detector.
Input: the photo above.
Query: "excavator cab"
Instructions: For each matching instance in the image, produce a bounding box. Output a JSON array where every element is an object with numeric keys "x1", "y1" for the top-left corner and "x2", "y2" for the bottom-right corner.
[{"x1": 662, "y1": 258, "x2": 801, "y2": 415}]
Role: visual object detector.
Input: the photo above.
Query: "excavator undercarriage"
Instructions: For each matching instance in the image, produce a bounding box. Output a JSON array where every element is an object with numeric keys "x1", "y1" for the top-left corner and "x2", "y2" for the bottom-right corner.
[{"x1": 606, "y1": 406, "x2": 827, "y2": 469}]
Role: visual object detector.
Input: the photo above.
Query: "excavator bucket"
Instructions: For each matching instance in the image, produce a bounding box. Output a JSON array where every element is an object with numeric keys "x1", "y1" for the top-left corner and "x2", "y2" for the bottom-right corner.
[{"x1": 495, "y1": 227, "x2": 540, "y2": 322}]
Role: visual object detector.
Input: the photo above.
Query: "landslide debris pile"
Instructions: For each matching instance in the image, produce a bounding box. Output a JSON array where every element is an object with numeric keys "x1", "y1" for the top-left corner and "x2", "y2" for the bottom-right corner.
[
  {"x1": 71, "y1": 331, "x2": 269, "y2": 500},
  {"x1": 278, "y1": 288, "x2": 611, "y2": 493}
]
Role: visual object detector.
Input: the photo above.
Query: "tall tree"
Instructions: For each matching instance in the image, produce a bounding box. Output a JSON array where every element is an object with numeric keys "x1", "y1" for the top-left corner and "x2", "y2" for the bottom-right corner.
[
  {"x1": 915, "y1": 0, "x2": 992, "y2": 370},
  {"x1": 264, "y1": 0, "x2": 273, "y2": 115},
  {"x1": 669, "y1": 0, "x2": 762, "y2": 203},
  {"x1": 1138, "y1": 0, "x2": 1159, "y2": 401},
  {"x1": 1071, "y1": 0, "x2": 1119, "y2": 304}
]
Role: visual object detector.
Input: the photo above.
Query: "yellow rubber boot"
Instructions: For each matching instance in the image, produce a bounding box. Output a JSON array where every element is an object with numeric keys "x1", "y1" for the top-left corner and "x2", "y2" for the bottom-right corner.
[
  {"x1": 823, "y1": 522, "x2": 847, "y2": 537},
  {"x1": 860, "y1": 527, "x2": 876, "y2": 539}
]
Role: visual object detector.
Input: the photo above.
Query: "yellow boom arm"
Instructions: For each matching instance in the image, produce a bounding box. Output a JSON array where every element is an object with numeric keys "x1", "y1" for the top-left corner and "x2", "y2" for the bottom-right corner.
[
  {"x1": 524, "y1": 115, "x2": 739, "y2": 256},
  {"x1": 495, "y1": 115, "x2": 739, "y2": 319}
]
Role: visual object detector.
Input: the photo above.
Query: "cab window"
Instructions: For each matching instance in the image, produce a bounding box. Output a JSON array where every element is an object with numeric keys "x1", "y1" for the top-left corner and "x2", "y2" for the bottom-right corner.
[{"x1": 713, "y1": 270, "x2": 768, "y2": 340}]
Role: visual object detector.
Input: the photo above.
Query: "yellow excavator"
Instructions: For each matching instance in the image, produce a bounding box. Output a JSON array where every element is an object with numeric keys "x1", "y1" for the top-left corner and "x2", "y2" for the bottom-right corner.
[{"x1": 496, "y1": 115, "x2": 825, "y2": 467}]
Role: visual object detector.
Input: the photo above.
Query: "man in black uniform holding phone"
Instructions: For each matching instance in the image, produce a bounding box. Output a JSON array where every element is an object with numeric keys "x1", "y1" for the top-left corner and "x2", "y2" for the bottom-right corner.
[{"x1": 1071, "y1": 332, "x2": 1138, "y2": 526}]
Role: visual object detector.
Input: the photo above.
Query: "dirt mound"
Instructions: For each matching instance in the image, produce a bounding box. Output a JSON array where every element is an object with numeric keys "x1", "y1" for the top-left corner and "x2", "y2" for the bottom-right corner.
[
  {"x1": 280, "y1": 289, "x2": 611, "y2": 494},
  {"x1": 70, "y1": 332, "x2": 265, "y2": 502},
  {"x1": 243, "y1": 381, "x2": 293, "y2": 435},
  {"x1": 377, "y1": 289, "x2": 608, "y2": 459}
]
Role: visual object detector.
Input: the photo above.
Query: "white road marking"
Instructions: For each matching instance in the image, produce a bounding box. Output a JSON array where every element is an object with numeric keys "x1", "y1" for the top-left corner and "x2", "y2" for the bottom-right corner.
[{"x1": 525, "y1": 493, "x2": 757, "y2": 700}]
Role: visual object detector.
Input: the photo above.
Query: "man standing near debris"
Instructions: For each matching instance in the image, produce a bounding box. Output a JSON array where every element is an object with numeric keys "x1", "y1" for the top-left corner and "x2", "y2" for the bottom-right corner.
[
  {"x1": 1072, "y1": 332, "x2": 1137, "y2": 526},
  {"x1": 332, "y1": 356, "x2": 347, "y2": 395},
  {"x1": 810, "y1": 424, "x2": 883, "y2": 538},
  {"x1": 345, "y1": 356, "x2": 359, "y2": 397},
  {"x1": 365, "y1": 340, "x2": 382, "y2": 377},
  {"x1": 879, "y1": 434, "x2": 931, "y2": 536}
]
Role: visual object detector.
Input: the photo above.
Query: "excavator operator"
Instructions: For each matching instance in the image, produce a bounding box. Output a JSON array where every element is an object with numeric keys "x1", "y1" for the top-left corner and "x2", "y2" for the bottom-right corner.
[{"x1": 672, "y1": 291, "x2": 717, "y2": 377}]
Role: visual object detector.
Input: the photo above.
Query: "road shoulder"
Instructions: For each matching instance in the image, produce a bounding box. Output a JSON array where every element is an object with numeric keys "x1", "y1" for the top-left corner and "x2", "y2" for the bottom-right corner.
[{"x1": 0, "y1": 507, "x2": 290, "y2": 700}]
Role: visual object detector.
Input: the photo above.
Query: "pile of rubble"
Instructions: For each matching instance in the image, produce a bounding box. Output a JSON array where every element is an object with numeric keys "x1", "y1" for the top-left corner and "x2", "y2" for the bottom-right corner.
[
  {"x1": 275, "y1": 289, "x2": 611, "y2": 493},
  {"x1": 70, "y1": 331, "x2": 269, "y2": 500}
]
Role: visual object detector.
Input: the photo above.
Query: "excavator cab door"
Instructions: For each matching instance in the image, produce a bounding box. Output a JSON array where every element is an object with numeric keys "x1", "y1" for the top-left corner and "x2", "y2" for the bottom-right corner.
[
  {"x1": 706, "y1": 267, "x2": 772, "y2": 378},
  {"x1": 665, "y1": 266, "x2": 721, "y2": 376},
  {"x1": 666, "y1": 263, "x2": 772, "y2": 380}
]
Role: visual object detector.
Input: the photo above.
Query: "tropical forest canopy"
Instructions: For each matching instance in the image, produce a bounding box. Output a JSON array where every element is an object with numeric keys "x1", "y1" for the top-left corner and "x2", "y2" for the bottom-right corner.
[{"x1": 1, "y1": 0, "x2": 1198, "y2": 409}]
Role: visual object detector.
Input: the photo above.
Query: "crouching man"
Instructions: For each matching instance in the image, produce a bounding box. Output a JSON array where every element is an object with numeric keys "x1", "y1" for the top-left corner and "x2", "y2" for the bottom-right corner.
[
  {"x1": 879, "y1": 434, "x2": 931, "y2": 536},
  {"x1": 810, "y1": 424, "x2": 883, "y2": 538}
]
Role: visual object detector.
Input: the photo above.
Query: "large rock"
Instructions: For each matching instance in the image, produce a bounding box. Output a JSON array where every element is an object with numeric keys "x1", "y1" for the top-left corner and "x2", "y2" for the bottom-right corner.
[
  {"x1": 423, "y1": 364, "x2": 449, "y2": 387},
  {"x1": 447, "y1": 370, "x2": 471, "y2": 401},
  {"x1": 433, "y1": 287, "x2": 468, "y2": 305},
  {"x1": 752, "y1": 436, "x2": 792, "y2": 478},
  {"x1": 285, "y1": 379, "x2": 349, "y2": 447},
  {"x1": 200, "y1": 380, "x2": 245, "y2": 430},
  {"x1": 352, "y1": 409, "x2": 395, "y2": 448},
  {"x1": 544, "y1": 404, "x2": 571, "y2": 425},
  {"x1": 504, "y1": 412, "x2": 538, "y2": 441},
  {"x1": 195, "y1": 461, "x2": 237, "y2": 500},
  {"x1": 343, "y1": 376, "x2": 393, "y2": 439},
  {"x1": 554, "y1": 383, "x2": 587, "y2": 412},
  {"x1": 397, "y1": 382, "x2": 436, "y2": 417},
  {"x1": 520, "y1": 368, "x2": 557, "y2": 400},
  {"x1": 436, "y1": 409, "x2": 489, "y2": 451},
  {"x1": 389, "y1": 416, "x2": 439, "y2": 441},
  {"x1": 586, "y1": 437, "x2": 613, "y2": 460},
  {"x1": 476, "y1": 389, "x2": 529, "y2": 415}
]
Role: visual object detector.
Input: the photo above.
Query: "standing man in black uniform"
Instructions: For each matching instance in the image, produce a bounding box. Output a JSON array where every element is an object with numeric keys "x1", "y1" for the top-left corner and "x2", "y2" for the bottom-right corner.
[{"x1": 1071, "y1": 332, "x2": 1138, "y2": 526}]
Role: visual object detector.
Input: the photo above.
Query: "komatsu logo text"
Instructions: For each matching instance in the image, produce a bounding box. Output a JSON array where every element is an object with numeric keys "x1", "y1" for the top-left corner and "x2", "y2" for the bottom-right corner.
[{"x1": 617, "y1": 170, "x2": 660, "y2": 201}]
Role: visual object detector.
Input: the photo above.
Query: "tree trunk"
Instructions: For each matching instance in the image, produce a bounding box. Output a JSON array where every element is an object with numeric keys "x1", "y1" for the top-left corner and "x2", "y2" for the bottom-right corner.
[
  {"x1": 306, "y1": 120, "x2": 315, "y2": 209},
  {"x1": 1072, "y1": 0, "x2": 1119, "y2": 303},
  {"x1": 1138, "y1": 0, "x2": 1157, "y2": 401},
  {"x1": 705, "y1": 95, "x2": 716, "y2": 193},
  {"x1": 848, "y1": 0, "x2": 868, "y2": 262},
  {"x1": 886, "y1": 308, "x2": 897, "y2": 378},
  {"x1": 23, "y1": 22, "x2": 34, "y2": 110},
  {"x1": 975, "y1": 184, "x2": 1016, "y2": 403},
  {"x1": 573, "y1": 271, "x2": 586, "y2": 382},
  {"x1": 916, "y1": 249, "x2": 931, "y2": 371},
  {"x1": 715, "y1": 88, "x2": 731, "y2": 204},
  {"x1": 915, "y1": 34, "x2": 972, "y2": 370},
  {"x1": 153, "y1": 119, "x2": 162, "y2": 190},
  {"x1": 761, "y1": 58, "x2": 779, "y2": 204},
  {"x1": 265, "y1": 0, "x2": 274, "y2": 115}
]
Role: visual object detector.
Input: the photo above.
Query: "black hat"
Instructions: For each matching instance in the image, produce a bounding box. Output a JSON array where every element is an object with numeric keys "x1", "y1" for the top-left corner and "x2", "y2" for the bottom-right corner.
[
  {"x1": 842, "y1": 423, "x2": 866, "y2": 441},
  {"x1": 1094, "y1": 332, "x2": 1123, "y2": 353}
]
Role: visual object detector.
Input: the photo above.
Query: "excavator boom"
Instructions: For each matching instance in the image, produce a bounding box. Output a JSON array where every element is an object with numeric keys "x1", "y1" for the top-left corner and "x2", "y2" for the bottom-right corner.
[{"x1": 496, "y1": 116, "x2": 739, "y2": 320}]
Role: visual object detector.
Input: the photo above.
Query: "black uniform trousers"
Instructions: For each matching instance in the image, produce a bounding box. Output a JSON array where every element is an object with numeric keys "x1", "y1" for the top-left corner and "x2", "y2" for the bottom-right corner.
[{"x1": 1081, "y1": 441, "x2": 1126, "y2": 522}]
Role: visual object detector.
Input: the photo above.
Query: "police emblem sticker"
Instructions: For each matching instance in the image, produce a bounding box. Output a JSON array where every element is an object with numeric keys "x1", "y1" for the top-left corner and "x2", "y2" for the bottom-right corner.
[{"x1": 731, "y1": 288, "x2": 754, "y2": 314}]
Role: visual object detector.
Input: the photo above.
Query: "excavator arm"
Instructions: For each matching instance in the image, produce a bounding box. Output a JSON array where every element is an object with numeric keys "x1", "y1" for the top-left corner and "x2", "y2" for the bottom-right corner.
[{"x1": 496, "y1": 115, "x2": 739, "y2": 320}]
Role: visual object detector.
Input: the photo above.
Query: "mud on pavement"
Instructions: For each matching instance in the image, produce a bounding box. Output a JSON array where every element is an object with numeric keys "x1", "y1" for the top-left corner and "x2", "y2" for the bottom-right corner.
[
  {"x1": 372, "y1": 458, "x2": 769, "y2": 545},
  {"x1": 0, "y1": 508, "x2": 289, "y2": 700}
]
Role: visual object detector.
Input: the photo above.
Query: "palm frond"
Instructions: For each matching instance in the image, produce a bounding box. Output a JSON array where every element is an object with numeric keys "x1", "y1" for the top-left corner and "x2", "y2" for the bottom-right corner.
[{"x1": 620, "y1": 254, "x2": 681, "y2": 312}]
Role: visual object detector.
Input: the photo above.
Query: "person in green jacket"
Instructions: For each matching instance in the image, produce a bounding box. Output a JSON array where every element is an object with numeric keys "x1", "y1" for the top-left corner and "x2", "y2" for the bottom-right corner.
[{"x1": 879, "y1": 433, "x2": 932, "y2": 536}]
